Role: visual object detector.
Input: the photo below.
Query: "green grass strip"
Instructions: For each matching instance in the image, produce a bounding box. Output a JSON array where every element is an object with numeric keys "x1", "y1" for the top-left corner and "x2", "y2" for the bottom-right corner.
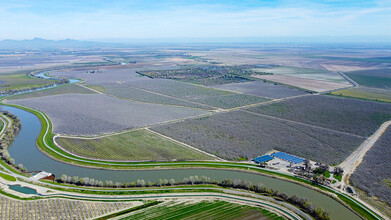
[
  {"x1": 0, "y1": 172, "x2": 16, "y2": 181},
  {"x1": 94, "y1": 201, "x2": 161, "y2": 220}
]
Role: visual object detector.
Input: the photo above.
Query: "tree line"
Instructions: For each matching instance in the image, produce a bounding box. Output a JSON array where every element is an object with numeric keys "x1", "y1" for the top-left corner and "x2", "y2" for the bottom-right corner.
[
  {"x1": 56, "y1": 174, "x2": 329, "y2": 220},
  {"x1": 0, "y1": 110, "x2": 27, "y2": 172}
]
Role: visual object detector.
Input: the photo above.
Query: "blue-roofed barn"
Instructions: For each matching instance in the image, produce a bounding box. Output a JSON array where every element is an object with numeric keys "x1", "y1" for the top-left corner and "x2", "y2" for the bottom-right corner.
[{"x1": 252, "y1": 155, "x2": 274, "y2": 164}]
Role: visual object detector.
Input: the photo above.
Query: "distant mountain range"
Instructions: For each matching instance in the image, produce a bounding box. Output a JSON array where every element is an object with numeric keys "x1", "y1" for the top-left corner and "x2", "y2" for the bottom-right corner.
[{"x1": 0, "y1": 38, "x2": 121, "y2": 50}]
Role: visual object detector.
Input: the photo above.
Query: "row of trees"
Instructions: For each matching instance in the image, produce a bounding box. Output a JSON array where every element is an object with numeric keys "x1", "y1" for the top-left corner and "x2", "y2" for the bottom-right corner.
[
  {"x1": 56, "y1": 174, "x2": 329, "y2": 220},
  {"x1": 0, "y1": 111, "x2": 27, "y2": 172},
  {"x1": 57, "y1": 174, "x2": 213, "y2": 188}
]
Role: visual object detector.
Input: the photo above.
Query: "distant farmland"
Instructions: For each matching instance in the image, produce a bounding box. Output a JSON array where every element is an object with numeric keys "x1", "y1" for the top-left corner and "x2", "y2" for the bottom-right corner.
[
  {"x1": 51, "y1": 68, "x2": 147, "y2": 84},
  {"x1": 253, "y1": 74, "x2": 349, "y2": 92},
  {"x1": 351, "y1": 127, "x2": 391, "y2": 207},
  {"x1": 252, "y1": 66, "x2": 348, "y2": 83},
  {"x1": 152, "y1": 110, "x2": 364, "y2": 164},
  {"x1": 211, "y1": 81, "x2": 307, "y2": 99},
  {"x1": 345, "y1": 69, "x2": 391, "y2": 89},
  {"x1": 247, "y1": 95, "x2": 391, "y2": 137},
  {"x1": 0, "y1": 74, "x2": 55, "y2": 91},
  {"x1": 8, "y1": 94, "x2": 207, "y2": 136},
  {"x1": 100, "y1": 83, "x2": 213, "y2": 110},
  {"x1": 56, "y1": 129, "x2": 215, "y2": 161},
  {"x1": 331, "y1": 87, "x2": 391, "y2": 103},
  {"x1": 7, "y1": 84, "x2": 96, "y2": 100},
  {"x1": 124, "y1": 79, "x2": 269, "y2": 109}
]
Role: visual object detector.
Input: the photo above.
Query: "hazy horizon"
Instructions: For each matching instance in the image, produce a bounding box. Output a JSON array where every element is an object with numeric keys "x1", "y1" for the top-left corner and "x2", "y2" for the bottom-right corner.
[{"x1": 0, "y1": 0, "x2": 390, "y2": 43}]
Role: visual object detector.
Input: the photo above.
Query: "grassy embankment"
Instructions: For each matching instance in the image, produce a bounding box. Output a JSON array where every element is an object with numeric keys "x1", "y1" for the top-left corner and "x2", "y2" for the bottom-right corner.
[{"x1": 0, "y1": 172, "x2": 16, "y2": 181}]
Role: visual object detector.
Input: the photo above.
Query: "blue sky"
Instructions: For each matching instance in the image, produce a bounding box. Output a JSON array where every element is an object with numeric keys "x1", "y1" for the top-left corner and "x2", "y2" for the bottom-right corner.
[{"x1": 0, "y1": 0, "x2": 390, "y2": 42}]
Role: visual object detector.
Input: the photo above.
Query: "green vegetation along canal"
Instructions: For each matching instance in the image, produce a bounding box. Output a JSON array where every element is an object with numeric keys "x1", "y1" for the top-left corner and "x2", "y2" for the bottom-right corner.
[{"x1": 4, "y1": 105, "x2": 360, "y2": 220}]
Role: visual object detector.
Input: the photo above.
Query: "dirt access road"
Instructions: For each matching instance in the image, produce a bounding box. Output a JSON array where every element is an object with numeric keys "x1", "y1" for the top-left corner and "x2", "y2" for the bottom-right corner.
[{"x1": 340, "y1": 120, "x2": 391, "y2": 187}]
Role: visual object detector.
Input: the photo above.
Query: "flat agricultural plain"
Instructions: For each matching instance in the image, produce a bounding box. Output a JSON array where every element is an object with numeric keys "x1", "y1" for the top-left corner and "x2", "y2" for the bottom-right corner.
[
  {"x1": 6, "y1": 84, "x2": 96, "y2": 100},
  {"x1": 247, "y1": 95, "x2": 391, "y2": 137},
  {"x1": 351, "y1": 127, "x2": 391, "y2": 208},
  {"x1": 124, "y1": 200, "x2": 283, "y2": 220},
  {"x1": 8, "y1": 94, "x2": 207, "y2": 136},
  {"x1": 152, "y1": 110, "x2": 364, "y2": 164},
  {"x1": 56, "y1": 129, "x2": 215, "y2": 161},
  {"x1": 252, "y1": 66, "x2": 348, "y2": 84},
  {"x1": 51, "y1": 67, "x2": 148, "y2": 84},
  {"x1": 100, "y1": 83, "x2": 212, "y2": 110},
  {"x1": 211, "y1": 81, "x2": 307, "y2": 99},
  {"x1": 124, "y1": 79, "x2": 269, "y2": 109},
  {"x1": 253, "y1": 74, "x2": 350, "y2": 92},
  {"x1": 345, "y1": 68, "x2": 391, "y2": 89},
  {"x1": 331, "y1": 86, "x2": 391, "y2": 103},
  {"x1": 0, "y1": 74, "x2": 54, "y2": 91}
]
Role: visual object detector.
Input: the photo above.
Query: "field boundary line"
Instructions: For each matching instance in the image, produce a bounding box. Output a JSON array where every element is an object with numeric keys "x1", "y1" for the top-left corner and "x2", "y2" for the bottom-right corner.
[
  {"x1": 222, "y1": 93, "x2": 313, "y2": 112},
  {"x1": 241, "y1": 109, "x2": 366, "y2": 139},
  {"x1": 78, "y1": 83, "x2": 103, "y2": 94},
  {"x1": 338, "y1": 72, "x2": 359, "y2": 88},
  {"x1": 56, "y1": 111, "x2": 214, "y2": 139},
  {"x1": 145, "y1": 128, "x2": 225, "y2": 161},
  {"x1": 120, "y1": 81, "x2": 218, "y2": 110},
  {"x1": 101, "y1": 90, "x2": 213, "y2": 112}
]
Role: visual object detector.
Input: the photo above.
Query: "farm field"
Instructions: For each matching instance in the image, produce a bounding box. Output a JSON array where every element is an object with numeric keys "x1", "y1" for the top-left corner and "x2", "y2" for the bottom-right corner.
[
  {"x1": 253, "y1": 74, "x2": 350, "y2": 92},
  {"x1": 6, "y1": 84, "x2": 96, "y2": 100},
  {"x1": 210, "y1": 81, "x2": 307, "y2": 99},
  {"x1": 121, "y1": 200, "x2": 283, "y2": 220},
  {"x1": 51, "y1": 67, "x2": 149, "y2": 84},
  {"x1": 0, "y1": 194, "x2": 139, "y2": 219},
  {"x1": 125, "y1": 79, "x2": 269, "y2": 109},
  {"x1": 138, "y1": 65, "x2": 255, "y2": 86},
  {"x1": 0, "y1": 54, "x2": 107, "y2": 74},
  {"x1": 191, "y1": 93, "x2": 269, "y2": 109},
  {"x1": 100, "y1": 83, "x2": 212, "y2": 110},
  {"x1": 331, "y1": 87, "x2": 391, "y2": 103},
  {"x1": 0, "y1": 74, "x2": 54, "y2": 91},
  {"x1": 345, "y1": 68, "x2": 391, "y2": 89},
  {"x1": 152, "y1": 110, "x2": 365, "y2": 164},
  {"x1": 252, "y1": 66, "x2": 348, "y2": 84},
  {"x1": 55, "y1": 129, "x2": 215, "y2": 161},
  {"x1": 351, "y1": 127, "x2": 391, "y2": 210},
  {"x1": 247, "y1": 95, "x2": 391, "y2": 137},
  {"x1": 7, "y1": 93, "x2": 207, "y2": 136}
]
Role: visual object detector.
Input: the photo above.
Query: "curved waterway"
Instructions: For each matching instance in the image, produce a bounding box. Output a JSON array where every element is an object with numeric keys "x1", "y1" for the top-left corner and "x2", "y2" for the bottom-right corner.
[
  {"x1": 1, "y1": 72, "x2": 79, "y2": 97},
  {"x1": 4, "y1": 105, "x2": 360, "y2": 219}
]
